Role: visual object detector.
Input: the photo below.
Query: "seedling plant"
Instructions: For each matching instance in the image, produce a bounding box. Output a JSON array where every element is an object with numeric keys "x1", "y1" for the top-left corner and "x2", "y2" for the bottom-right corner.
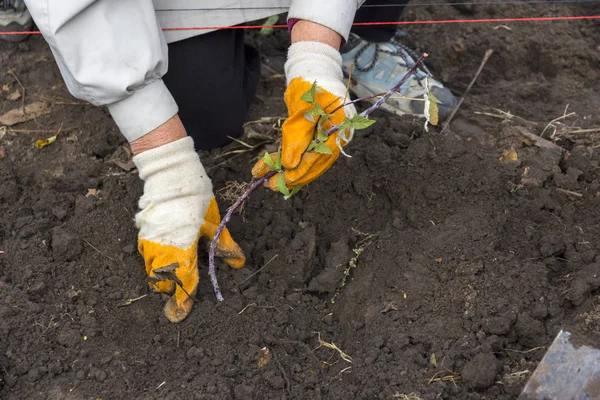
[{"x1": 209, "y1": 54, "x2": 431, "y2": 301}]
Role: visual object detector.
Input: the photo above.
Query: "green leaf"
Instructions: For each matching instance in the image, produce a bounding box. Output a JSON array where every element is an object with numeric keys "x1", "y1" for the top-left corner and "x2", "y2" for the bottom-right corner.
[
  {"x1": 306, "y1": 140, "x2": 319, "y2": 152},
  {"x1": 313, "y1": 142, "x2": 333, "y2": 155},
  {"x1": 276, "y1": 172, "x2": 290, "y2": 196},
  {"x1": 316, "y1": 113, "x2": 334, "y2": 136},
  {"x1": 317, "y1": 128, "x2": 329, "y2": 142},
  {"x1": 349, "y1": 115, "x2": 376, "y2": 130},
  {"x1": 304, "y1": 103, "x2": 326, "y2": 122},
  {"x1": 274, "y1": 150, "x2": 282, "y2": 171},
  {"x1": 300, "y1": 81, "x2": 318, "y2": 104},
  {"x1": 337, "y1": 120, "x2": 351, "y2": 139},
  {"x1": 262, "y1": 151, "x2": 277, "y2": 171},
  {"x1": 430, "y1": 353, "x2": 438, "y2": 368},
  {"x1": 259, "y1": 15, "x2": 279, "y2": 36},
  {"x1": 284, "y1": 185, "x2": 302, "y2": 200}
]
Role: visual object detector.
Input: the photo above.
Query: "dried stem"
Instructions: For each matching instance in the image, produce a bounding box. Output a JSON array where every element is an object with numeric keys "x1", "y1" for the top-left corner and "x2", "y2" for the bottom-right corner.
[
  {"x1": 8, "y1": 69, "x2": 26, "y2": 113},
  {"x1": 440, "y1": 49, "x2": 493, "y2": 134},
  {"x1": 209, "y1": 172, "x2": 276, "y2": 301},
  {"x1": 208, "y1": 53, "x2": 428, "y2": 301}
]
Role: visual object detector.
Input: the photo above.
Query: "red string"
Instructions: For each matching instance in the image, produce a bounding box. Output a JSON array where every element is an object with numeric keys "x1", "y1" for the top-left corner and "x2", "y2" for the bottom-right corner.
[{"x1": 2, "y1": 15, "x2": 599, "y2": 35}]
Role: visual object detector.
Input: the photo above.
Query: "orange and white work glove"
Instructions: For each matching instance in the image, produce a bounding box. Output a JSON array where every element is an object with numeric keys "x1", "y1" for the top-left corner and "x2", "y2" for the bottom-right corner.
[
  {"x1": 133, "y1": 137, "x2": 245, "y2": 323},
  {"x1": 252, "y1": 41, "x2": 357, "y2": 190}
]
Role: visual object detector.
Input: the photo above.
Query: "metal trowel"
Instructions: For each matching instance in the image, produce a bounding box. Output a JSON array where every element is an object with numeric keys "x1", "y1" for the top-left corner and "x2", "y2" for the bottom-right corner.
[{"x1": 519, "y1": 330, "x2": 600, "y2": 399}]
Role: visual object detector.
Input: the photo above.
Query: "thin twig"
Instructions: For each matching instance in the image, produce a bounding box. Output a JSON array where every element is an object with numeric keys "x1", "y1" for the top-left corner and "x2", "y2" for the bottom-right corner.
[
  {"x1": 568, "y1": 127, "x2": 600, "y2": 134},
  {"x1": 79, "y1": 235, "x2": 118, "y2": 264},
  {"x1": 118, "y1": 294, "x2": 148, "y2": 307},
  {"x1": 441, "y1": 49, "x2": 493, "y2": 134},
  {"x1": 8, "y1": 127, "x2": 77, "y2": 133},
  {"x1": 238, "y1": 254, "x2": 279, "y2": 285},
  {"x1": 209, "y1": 175, "x2": 273, "y2": 301},
  {"x1": 518, "y1": 129, "x2": 564, "y2": 151},
  {"x1": 208, "y1": 54, "x2": 428, "y2": 301},
  {"x1": 8, "y1": 69, "x2": 25, "y2": 113},
  {"x1": 238, "y1": 302, "x2": 256, "y2": 315},
  {"x1": 556, "y1": 188, "x2": 583, "y2": 198},
  {"x1": 37, "y1": 94, "x2": 89, "y2": 106},
  {"x1": 540, "y1": 110, "x2": 576, "y2": 138}
]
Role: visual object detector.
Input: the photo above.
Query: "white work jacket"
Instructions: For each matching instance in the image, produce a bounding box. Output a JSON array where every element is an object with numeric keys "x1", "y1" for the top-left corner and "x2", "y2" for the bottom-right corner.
[{"x1": 23, "y1": 1, "x2": 364, "y2": 142}]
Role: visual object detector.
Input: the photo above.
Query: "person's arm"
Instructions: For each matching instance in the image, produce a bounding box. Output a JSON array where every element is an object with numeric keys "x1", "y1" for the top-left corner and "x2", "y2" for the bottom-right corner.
[
  {"x1": 23, "y1": 0, "x2": 177, "y2": 144},
  {"x1": 288, "y1": 0, "x2": 366, "y2": 43},
  {"x1": 24, "y1": 1, "x2": 245, "y2": 323},
  {"x1": 252, "y1": 2, "x2": 366, "y2": 190}
]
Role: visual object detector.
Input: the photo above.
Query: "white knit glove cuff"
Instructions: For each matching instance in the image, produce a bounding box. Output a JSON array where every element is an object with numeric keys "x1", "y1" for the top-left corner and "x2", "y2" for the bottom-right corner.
[
  {"x1": 133, "y1": 137, "x2": 211, "y2": 249},
  {"x1": 285, "y1": 41, "x2": 347, "y2": 99},
  {"x1": 285, "y1": 41, "x2": 357, "y2": 139}
]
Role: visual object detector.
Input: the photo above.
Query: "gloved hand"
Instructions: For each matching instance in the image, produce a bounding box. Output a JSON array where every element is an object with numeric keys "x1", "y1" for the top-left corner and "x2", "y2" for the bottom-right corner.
[
  {"x1": 252, "y1": 41, "x2": 356, "y2": 191},
  {"x1": 133, "y1": 137, "x2": 245, "y2": 323}
]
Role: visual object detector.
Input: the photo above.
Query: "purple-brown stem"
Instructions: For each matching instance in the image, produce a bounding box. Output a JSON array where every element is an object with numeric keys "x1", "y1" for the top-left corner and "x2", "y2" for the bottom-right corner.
[
  {"x1": 209, "y1": 53, "x2": 428, "y2": 301},
  {"x1": 209, "y1": 171, "x2": 276, "y2": 301}
]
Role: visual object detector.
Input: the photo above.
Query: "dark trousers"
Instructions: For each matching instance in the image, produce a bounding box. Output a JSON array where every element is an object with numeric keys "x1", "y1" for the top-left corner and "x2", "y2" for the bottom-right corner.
[{"x1": 164, "y1": 0, "x2": 406, "y2": 151}]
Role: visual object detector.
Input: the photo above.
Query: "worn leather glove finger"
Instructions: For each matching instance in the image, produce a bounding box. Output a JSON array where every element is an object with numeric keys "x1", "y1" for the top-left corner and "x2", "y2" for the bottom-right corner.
[{"x1": 139, "y1": 239, "x2": 199, "y2": 323}]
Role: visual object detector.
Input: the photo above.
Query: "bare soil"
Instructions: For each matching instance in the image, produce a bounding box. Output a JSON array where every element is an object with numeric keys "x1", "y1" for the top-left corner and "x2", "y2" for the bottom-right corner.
[{"x1": 1, "y1": 2, "x2": 600, "y2": 399}]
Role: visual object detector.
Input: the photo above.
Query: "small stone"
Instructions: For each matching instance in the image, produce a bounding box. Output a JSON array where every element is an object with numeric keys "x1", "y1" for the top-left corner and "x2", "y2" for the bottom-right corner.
[
  {"x1": 48, "y1": 361, "x2": 62, "y2": 375},
  {"x1": 461, "y1": 353, "x2": 499, "y2": 389},
  {"x1": 94, "y1": 369, "x2": 107, "y2": 381},
  {"x1": 364, "y1": 357, "x2": 375, "y2": 365},
  {"x1": 223, "y1": 368, "x2": 237, "y2": 378},
  {"x1": 29, "y1": 282, "x2": 46, "y2": 294},
  {"x1": 26, "y1": 368, "x2": 41, "y2": 382},
  {"x1": 243, "y1": 286, "x2": 258, "y2": 300},
  {"x1": 107, "y1": 291, "x2": 122, "y2": 300},
  {"x1": 57, "y1": 328, "x2": 80, "y2": 348},
  {"x1": 186, "y1": 346, "x2": 204, "y2": 360},
  {"x1": 234, "y1": 384, "x2": 254, "y2": 399},
  {"x1": 210, "y1": 358, "x2": 223, "y2": 367},
  {"x1": 207, "y1": 386, "x2": 218, "y2": 394},
  {"x1": 539, "y1": 236, "x2": 565, "y2": 258},
  {"x1": 265, "y1": 373, "x2": 285, "y2": 390},
  {"x1": 286, "y1": 292, "x2": 301, "y2": 302},
  {"x1": 100, "y1": 356, "x2": 113, "y2": 365},
  {"x1": 52, "y1": 207, "x2": 68, "y2": 221},
  {"x1": 105, "y1": 276, "x2": 121, "y2": 287},
  {"x1": 76, "y1": 370, "x2": 86, "y2": 380},
  {"x1": 122, "y1": 244, "x2": 135, "y2": 255}
]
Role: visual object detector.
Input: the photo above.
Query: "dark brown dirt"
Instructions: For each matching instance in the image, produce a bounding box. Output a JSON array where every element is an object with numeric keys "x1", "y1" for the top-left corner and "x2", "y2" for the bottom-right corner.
[{"x1": 2, "y1": 2, "x2": 600, "y2": 399}]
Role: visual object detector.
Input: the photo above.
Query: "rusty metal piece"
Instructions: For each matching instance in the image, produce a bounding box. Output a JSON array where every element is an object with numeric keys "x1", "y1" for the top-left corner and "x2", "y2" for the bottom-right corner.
[{"x1": 519, "y1": 330, "x2": 600, "y2": 400}]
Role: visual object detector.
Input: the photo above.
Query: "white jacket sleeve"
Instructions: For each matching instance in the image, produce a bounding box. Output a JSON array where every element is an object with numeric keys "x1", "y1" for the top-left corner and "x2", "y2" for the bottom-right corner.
[
  {"x1": 288, "y1": 0, "x2": 366, "y2": 41},
  {"x1": 23, "y1": 0, "x2": 178, "y2": 142}
]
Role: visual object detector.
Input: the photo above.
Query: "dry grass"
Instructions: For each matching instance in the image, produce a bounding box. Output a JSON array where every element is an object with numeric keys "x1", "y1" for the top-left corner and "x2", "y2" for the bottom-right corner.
[{"x1": 217, "y1": 181, "x2": 250, "y2": 205}]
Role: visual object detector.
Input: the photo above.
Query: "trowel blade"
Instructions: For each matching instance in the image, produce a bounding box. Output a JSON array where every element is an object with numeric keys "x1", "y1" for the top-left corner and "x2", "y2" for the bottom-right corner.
[{"x1": 519, "y1": 330, "x2": 600, "y2": 400}]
